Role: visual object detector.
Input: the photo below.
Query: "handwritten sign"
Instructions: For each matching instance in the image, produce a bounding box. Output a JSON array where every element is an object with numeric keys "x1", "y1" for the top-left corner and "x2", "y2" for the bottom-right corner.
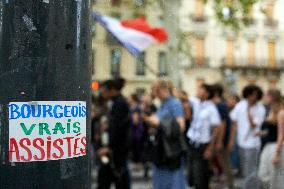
[{"x1": 9, "y1": 101, "x2": 87, "y2": 162}]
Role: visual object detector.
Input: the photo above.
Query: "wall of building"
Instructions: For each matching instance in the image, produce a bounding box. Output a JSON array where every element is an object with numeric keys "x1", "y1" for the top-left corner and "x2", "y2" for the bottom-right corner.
[
  {"x1": 179, "y1": 0, "x2": 284, "y2": 96},
  {"x1": 92, "y1": 0, "x2": 166, "y2": 95},
  {"x1": 92, "y1": 0, "x2": 284, "y2": 97}
]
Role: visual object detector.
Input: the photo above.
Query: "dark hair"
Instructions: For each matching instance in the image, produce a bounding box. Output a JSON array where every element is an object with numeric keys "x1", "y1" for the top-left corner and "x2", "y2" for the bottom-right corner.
[
  {"x1": 212, "y1": 83, "x2": 224, "y2": 98},
  {"x1": 180, "y1": 90, "x2": 188, "y2": 96},
  {"x1": 201, "y1": 84, "x2": 215, "y2": 100},
  {"x1": 130, "y1": 93, "x2": 140, "y2": 103},
  {"x1": 267, "y1": 89, "x2": 282, "y2": 104},
  {"x1": 103, "y1": 77, "x2": 126, "y2": 91},
  {"x1": 242, "y1": 84, "x2": 263, "y2": 100},
  {"x1": 156, "y1": 79, "x2": 175, "y2": 96},
  {"x1": 232, "y1": 94, "x2": 240, "y2": 102}
]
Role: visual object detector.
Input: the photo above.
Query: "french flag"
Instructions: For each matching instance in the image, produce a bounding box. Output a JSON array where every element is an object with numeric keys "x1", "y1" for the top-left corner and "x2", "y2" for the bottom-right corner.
[{"x1": 93, "y1": 12, "x2": 168, "y2": 56}]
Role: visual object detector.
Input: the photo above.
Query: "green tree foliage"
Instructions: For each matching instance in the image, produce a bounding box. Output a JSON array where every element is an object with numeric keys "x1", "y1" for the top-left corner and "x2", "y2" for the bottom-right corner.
[
  {"x1": 145, "y1": 0, "x2": 262, "y2": 31},
  {"x1": 212, "y1": 0, "x2": 260, "y2": 31}
]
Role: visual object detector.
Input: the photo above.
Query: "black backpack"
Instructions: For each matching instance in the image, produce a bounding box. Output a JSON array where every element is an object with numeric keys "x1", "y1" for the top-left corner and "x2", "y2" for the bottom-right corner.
[{"x1": 153, "y1": 111, "x2": 188, "y2": 170}]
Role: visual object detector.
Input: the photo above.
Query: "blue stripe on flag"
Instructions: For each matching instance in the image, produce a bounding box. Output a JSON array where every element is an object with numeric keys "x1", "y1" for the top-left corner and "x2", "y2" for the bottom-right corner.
[{"x1": 92, "y1": 12, "x2": 141, "y2": 57}]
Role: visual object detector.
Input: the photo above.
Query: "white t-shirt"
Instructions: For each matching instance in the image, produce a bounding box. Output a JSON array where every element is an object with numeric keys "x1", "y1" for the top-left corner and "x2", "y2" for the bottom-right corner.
[
  {"x1": 230, "y1": 100, "x2": 266, "y2": 149},
  {"x1": 187, "y1": 99, "x2": 221, "y2": 144}
]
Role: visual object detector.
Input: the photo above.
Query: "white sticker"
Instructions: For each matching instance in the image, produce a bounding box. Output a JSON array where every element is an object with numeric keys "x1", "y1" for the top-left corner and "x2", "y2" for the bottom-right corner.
[
  {"x1": 22, "y1": 15, "x2": 37, "y2": 31},
  {"x1": 42, "y1": 0, "x2": 49, "y2": 3},
  {"x1": 9, "y1": 101, "x2": 87, "y2": 162}
]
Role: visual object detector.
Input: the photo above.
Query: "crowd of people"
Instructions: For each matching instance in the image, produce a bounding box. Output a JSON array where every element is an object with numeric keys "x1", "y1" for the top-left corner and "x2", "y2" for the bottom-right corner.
[{"x1": 91, "y1": 77, "x2": 284, "y2": 189}]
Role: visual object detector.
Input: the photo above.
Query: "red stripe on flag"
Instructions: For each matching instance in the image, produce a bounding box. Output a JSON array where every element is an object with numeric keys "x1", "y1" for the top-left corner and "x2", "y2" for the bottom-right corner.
[{"x1": 121, "y1": 17, "x2": 168, "y2": 43}]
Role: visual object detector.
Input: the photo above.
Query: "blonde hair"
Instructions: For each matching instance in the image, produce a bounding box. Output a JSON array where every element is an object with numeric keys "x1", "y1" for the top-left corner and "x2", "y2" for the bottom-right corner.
[
  {"x1": 268, "y1": 89, "x2": 282, "y2": 104},
  {"x1": 267, "y1": 89, "x2": 283, "y2": 122},
  {"x1": 155, "y1": 79, "x2": 177, "y2": 97}
]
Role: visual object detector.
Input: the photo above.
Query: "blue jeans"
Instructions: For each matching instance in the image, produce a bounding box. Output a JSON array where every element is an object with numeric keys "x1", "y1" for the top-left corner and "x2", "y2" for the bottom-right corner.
[
  {"x1": 153, "y1": 166, "x2": 186, "y2": 189},
  {"x1": 230, "y1": 140, "x2": 240, "y2": 170}
]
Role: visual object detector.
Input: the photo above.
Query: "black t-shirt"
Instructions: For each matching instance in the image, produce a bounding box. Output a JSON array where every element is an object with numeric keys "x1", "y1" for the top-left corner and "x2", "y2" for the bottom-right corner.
[
  {"x1": 261, "y1": 121, "x2": 277, "y2": 150},
  {"x1": 109, "y1": 95, "x2": 131, "y2": 168},
  {"x1": 216, "y1": 102, "x2": 231, "y2": 146}
]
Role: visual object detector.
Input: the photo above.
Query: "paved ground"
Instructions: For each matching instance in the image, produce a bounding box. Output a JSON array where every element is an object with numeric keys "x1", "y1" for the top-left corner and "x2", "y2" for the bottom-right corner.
[{"x1": 91, "y1": 165, "x2": 244, "y2": 189}]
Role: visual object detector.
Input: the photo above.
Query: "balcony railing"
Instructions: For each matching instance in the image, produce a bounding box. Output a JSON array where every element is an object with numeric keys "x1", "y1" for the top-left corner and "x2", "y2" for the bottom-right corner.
[
  {"x1": 190, "y1": 57, "x2": 210, "y2": 68},
  {"x1": 264, "y1": 19, "x2": 278, "y2": 27},
  {"x1": 221, "y1": 58, "x2": 284, "y2": 70},
  {"x1": 245, "y1": 18, "x2": 257, "y2": 26},
  {"x1": 190, "y1": 14, "x2": 208, "y2": 22}
]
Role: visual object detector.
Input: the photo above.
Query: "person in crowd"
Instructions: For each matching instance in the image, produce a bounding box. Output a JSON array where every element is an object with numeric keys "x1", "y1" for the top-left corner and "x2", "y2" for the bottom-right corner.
[
  {"x1": 258, "y1": 89, "x2": 284, "y2": 189},
  {"x1": 95, "y1": 115, "x2": 111, "y2": 175},
  {"x1": 91, "y1": 101, "x2": 98, "y2": 166},
  {"x1": 178, "y1": 90, "x2": 193, "y2": 141},
  {"x1": 226, "y1": 94, "x2": 240, "y2": 175},
  {"x1": 128, "y1": 93, "x2": 144, "y2": 169},
  {"x1": 212, "y1": 84, "x2": 234, "y2": 189},
  {"x1": 229, "y1": 85, "x2": 266, "y2": 179},
  {"x1": 140, "y1": 93, "x2": 157, "y2": 178},
  {"x1": 144, "y1": 79, "x2": 186, "y2": 189},
  {"x1": 227, "y1": 95, "x2": 240, "y2": 111},
  {"x1": 258, "y1": 89, "x2": 282, "y2": 151},
  {"x1": 97, "y1": 77, "x2": 131, "y2": 189},
  {"x1": 141, "y1": 93, "x2": 157, "y2": 116},
  {"x1": 92, "y1": 95, "x2": 109, "y2": 166},
  {"x1": 187, "y1": 83, "x2": 221, "y2": 189}
]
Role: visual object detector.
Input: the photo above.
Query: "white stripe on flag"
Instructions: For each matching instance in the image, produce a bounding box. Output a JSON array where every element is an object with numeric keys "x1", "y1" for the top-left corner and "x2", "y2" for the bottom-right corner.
[{"x1": 101, "y1": 16, "x2": 156, "y2": 52}]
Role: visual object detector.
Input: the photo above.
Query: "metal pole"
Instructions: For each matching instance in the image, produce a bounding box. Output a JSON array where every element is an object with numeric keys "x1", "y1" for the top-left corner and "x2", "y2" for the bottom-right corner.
[{"x1": 0, "y1": 0, "x2": 91, "y2": 188}]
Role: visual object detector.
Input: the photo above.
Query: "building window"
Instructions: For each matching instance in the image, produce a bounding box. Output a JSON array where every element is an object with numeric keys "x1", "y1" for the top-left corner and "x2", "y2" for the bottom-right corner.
[
  {"x1": 248, "y1": 79, "x2": 257, "y2": 84},
  {"x1": 269, "y1": 80, "x2": 277, "y2": 89},
  {"x1": 264, "y1": 3, "x2": 277, "y2": 26},
  {"x1": 195, "y1": 0, "x2": 204, "y2": 20},
  {"x1": 106, "y1": 33, "x2": 120, "y2": 45},
  {"x1": 225, "y1": 38, "x2": 234, "y2": 65},
  {"x1": 266, "y1": 3, "x2": 274, "y2": 22},
  {"x1": 157, "y1": 16, "x2": 164, "y2": 27},
  {"x1": 91, "y1": 23, "x2": 96, "y2": 38},
  {"x1": 247, "y1": 40, "x2": 255, "y2": 65},
  {"x1": 106, "y1": 13, "x2": 121, "y2": 45},
  {"x1": 136, "y1": 88, "x2": 146, "y2": 96},
  {"x1": 196, "y1": 77, "x2": 205, "y2": 89},
  {"x1": 136, "y1": 52, "x2": 145, "y2": 76},
  {"x1": 158, "y1": 52, "x2": 168, "y2": 76},
  {"x1": 110, "y1": 12, "x2": 121, "y2": 19},
  {"x1": 133, "y1": 0, "x2": 145, "y2": 7},
  {"x1": 247, "y1": 5, "x2": 255, "y2": 24},
  {"x1": 92, "y1": 50, "x2": 96, "y2": 75},
  {"x1": 195, "y1": 37, "x2": 205, "y2": 65},
  {"x1": 248, "y1": 5, "x2": 253, "y2": 19},
  {"x1": 111, "y1": 0, "x2": 121, "y2": 6},
  {"x1": 268, "y1": 41, "x2": 276, "y2": 68},
  {"x1": 110, "y1": 49, "x2": 121, "y2": 76}
]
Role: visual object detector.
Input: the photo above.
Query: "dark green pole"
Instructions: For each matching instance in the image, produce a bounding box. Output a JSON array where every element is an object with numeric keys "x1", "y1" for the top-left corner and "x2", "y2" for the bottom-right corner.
[{"x1": 0, "y1": 0, "x2": 91, "y2": 188}]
